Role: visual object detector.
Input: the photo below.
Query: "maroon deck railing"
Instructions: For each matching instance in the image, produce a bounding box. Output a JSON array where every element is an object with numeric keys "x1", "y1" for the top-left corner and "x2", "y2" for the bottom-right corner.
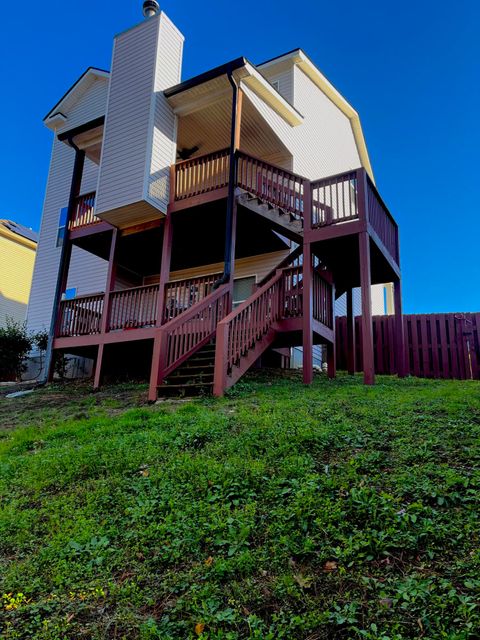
[
  {"x1": 313, "y1": 271, "x2": 333, "y2": 328},
  {"x1": 108, "y1": 284, "x2": 159, "y2": 331},
  {"x1": 163, "y1": 272, "x2": 223, "y2": 322},
  {"x1": 69, "y1": 192, "x2": 99, "y2": 230},
  {"x1": 282, "y1": 265, "x2": 303, "y2": 318},
  {"x1": 366, "y1": 176, "x2": 399, "y2": 264},
  {"x1": 174, "y1": 148, "x2": 230, "y2": 201},
  {"x1": 57, "y1": 293, "x2": 104, "y2": 337},
  {"x1": 336, "y1": 313, "x2": 480, "y2": 380},
  {"x1": 171, "y1": 150, "x2": 400, "y2": 267},
  {"x1": 158, "y1": 284, "x2": 231, "y2": 381},
  {"x1": 236, "y1": 151, "x2": 305, "y2": 219},
  {"x1": 222, "y1": 271, "x2": 284, "y2": 373},
  {"x1": 214, "y1": 264, "x2": 334, "y2": 393},
  {"x1": 311, "y1": 171, "x2": 359, "y2": 227}
]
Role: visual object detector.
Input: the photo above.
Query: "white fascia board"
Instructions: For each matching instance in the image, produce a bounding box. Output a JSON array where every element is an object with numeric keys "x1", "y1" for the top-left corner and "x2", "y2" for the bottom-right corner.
[
  {"x1": 44, "y1": 69, "x2": 110, "y2": 131},
  {"x1": 236, "y1": 62, "x2": 303, "y2": 127}
]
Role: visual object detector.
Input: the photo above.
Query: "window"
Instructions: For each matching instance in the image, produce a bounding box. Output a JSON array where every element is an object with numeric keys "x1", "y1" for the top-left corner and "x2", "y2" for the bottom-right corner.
[
  {"x1": 233, "y1": 276, "x2": 256, "y2": 307},
  {"x1": 271, "y1": 80, "x2": 280, "y2": 92},
  {"x1": 56, "y1": 206, "x2": 68, "y2": 247}
]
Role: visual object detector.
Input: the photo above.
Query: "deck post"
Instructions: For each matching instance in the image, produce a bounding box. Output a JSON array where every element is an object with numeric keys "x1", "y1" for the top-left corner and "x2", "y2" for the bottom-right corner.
[
  {"x1": 148, "y1": 216, "x2": 173, "y2": 402},
  {"x1": 93, "y1": 228, "x2": 118, "y2": 389},
  {"x1": 302, "y1": 241, "x2": 313, "y2": 384},
  {"x1": 46, "y1": 147, "x2": 85, "y2": 383},
  {"x1": 359, "y1": 231, "x2": 375, "y2": 384},
  {"x1": 394, "y1": 277, "x2": 406, "y2": 377},
  {"x1": 156, "y1": 215, "x2": 173, "y2": 327},
  {"x1": 99, "y1": 228, "x2": 118, "y2": 335},
  {"x1": 93, "y1": 344, "x2": 104, "y2": 390},
  {"x1": 346, "y1": 288, "x2": 356, "y2": 374},
  {"x1": 213, "y1": 321, "x2": 229, "y2": 397},
  {"x1": 327, "y1": 281, "x2": 336, "y2": 378}
]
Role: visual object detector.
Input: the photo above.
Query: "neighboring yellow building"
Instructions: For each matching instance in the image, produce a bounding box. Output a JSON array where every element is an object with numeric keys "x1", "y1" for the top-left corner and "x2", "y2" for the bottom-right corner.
[{"x1": 0, "y1": 220, "x2": 38, "y2": 328}]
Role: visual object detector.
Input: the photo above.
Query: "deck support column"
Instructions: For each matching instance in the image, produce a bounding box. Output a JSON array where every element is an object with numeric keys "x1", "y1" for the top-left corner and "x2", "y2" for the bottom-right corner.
[
  {"x1": 302, "y1": 241, "x2": 313, "y2": 384},
  {"x1": 394, "y1": 277, "x2": 406, "y2": 377},
  {"x1": 346, "y1": 288, "x2": 356, "y2": 374},
  {"x1": 93, "y1": 228, "x2": 118, "y2": 389},
  {"x1": 46, "y1": 146, "x2": 86, "y2": 383},
  {"x1": 148, "y1": 215, "x2": 173, "y2": 402},
  {"x1": 359, "y1": 231, "x2": 375, "y2": 384}
]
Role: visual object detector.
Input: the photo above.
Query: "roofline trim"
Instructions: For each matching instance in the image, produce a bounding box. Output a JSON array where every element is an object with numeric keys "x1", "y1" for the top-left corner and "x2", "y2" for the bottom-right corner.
[
  {"x1": 164, "y1": 57, "x2": 247, "y2": 98},
  {"x1": 44, "y1": 67, "x2": 109, "y2": 122},
  {"x1": 0, "y1": 223, "x2": 37, "y2": 250}
]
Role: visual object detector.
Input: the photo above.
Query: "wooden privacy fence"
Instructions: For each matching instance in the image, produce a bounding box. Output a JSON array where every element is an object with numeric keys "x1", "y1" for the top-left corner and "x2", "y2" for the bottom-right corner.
[{"x1": 336, "y1": 313, "x2": 480, "y2": 380}]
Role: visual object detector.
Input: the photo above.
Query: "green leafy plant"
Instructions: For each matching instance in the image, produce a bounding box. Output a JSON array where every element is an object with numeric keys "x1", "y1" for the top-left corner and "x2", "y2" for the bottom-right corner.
[{"x1": 0, "y1": 318, "x2": 32, "y2": 381}]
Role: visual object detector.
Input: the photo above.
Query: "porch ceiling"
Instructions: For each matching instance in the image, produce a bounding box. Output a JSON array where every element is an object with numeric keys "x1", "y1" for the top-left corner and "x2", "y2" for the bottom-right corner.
[{"x1": 175, "y1": 90, "x2": 292, "y2": 167}]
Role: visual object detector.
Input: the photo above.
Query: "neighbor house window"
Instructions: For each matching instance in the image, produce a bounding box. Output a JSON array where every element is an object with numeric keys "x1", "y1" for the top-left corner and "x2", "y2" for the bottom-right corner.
[{"x1": 56, "y1": 207, "x2": 68, "y2": 247}]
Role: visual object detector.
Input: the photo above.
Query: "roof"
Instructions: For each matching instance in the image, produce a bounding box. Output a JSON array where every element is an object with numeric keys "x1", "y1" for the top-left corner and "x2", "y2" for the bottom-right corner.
[
  {"x1": 44, "y1": 67, "x2": 110, "y2": 125},
  {"x1": 0, "y1": 220, "x2": 38, "y2": 247},
  {"x1": 166, "y1": 48, "x2": 374, "y2": 179}
]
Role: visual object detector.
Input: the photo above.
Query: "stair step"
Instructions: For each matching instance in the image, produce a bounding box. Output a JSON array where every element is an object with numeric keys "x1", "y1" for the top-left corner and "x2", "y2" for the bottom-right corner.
[
  {"x1": 167, "y1": 372, "x2": 214, "y2": 383},
  {"x1": 172, "y1": 364, "x2": 214, "y2": 373},
  {"x1": 157, "y1": 382, "x2": 213, "y2": 397},
  {"x1": 186, "y1": 356, "x2": 215, "y2": 366}
]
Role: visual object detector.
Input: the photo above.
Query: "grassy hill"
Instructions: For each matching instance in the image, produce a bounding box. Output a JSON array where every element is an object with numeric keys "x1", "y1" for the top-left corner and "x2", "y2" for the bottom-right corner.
[{"x1": 1, "y1": 372, "x2": 479, "y2": 639}]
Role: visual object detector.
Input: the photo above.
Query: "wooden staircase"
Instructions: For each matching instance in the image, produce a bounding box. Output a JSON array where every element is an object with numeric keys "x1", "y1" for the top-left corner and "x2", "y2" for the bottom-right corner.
[
  {"x1": 237, "y1": 191, "x2": 304, "y2": 241},
  {"x1": 158, "y1": 342, "x2": 215, "y2": 397}
]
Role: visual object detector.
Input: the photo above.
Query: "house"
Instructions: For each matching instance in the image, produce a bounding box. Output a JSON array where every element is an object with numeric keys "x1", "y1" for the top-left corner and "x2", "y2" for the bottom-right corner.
[
  {"x1": 0, "y1": 220, "x2": 37, "y2": 328},
  {"x1": 27, "y1": 3, "x2": 405, "y2": 400}
]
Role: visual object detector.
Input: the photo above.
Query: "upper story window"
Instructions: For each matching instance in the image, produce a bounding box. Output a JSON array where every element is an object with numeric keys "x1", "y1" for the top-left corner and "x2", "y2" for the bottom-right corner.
[
  {"x1": 271, "y1": 80, "x2": 280, "y2": 92},
  {"x1": 56, "y1": 207, "x2": 68, "y2": 247}
]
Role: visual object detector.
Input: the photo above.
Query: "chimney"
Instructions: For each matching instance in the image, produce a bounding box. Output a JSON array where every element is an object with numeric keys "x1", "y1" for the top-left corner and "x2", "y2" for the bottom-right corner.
[{"x1": 142, "y1": 0, "x2": 160, "y2": 18}]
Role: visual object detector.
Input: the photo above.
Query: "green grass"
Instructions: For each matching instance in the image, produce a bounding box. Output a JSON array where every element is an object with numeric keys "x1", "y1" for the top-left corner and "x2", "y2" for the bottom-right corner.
[{"x1": 0, "y1": 372, "x2": 479, "y2": 639}]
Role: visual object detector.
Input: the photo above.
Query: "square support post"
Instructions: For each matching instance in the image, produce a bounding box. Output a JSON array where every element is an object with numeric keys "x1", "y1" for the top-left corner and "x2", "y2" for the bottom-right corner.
[
  {"x1": 148, "y1": 215, "x2": 173, "y2": 402},
  {"x1": 394, "y1": 277, "x2": 406, "y2": 377},
  {"x1": 346, "y1": 288, "x2": 356, "y2": 374},
  {"x1": 327, "y1": 281, "x2": 336, "y2": 378},
  {"x1": 93, "y1": 228, "x2": 118, "y2": 389},
  {"x1": 359, "y1": 231, "x2": 375, "y2": 385},
  {"x1": 302, "y1": 241, "x2": 313, "y2": 384}
]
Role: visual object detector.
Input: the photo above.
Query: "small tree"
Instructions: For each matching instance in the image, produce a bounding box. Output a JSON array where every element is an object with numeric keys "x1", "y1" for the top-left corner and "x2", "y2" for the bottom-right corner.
[{"x1": 0, "y1": 318, "x2": 33, "y2": 381}]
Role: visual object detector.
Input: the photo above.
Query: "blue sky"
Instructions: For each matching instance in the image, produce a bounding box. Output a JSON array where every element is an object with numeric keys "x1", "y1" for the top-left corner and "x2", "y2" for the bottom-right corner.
[{"x1": 1, "y1": 0, "x2": 478, "y2": 313}]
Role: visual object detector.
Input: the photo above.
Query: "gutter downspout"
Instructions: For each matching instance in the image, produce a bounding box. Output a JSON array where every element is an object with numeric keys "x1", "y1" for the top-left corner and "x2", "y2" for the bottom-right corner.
[
  {"x1": 214, "y1": 72, "x2": 239, "y2": 289},
  {"x1": 42, "y1": 137, "x2": 85, "y2": 383}
]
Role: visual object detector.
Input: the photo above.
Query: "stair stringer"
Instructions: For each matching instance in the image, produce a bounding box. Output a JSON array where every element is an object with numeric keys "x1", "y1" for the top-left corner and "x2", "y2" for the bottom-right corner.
[
  {"x1": 236, "y1": 190, "x2": 304, "y2": 243},
  {"x1": 223, "y1": 327, "x2": 278, "y2": 390}
]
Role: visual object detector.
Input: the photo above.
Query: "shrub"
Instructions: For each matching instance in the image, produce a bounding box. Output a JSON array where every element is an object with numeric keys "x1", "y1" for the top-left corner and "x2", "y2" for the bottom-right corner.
[{"x1": 0, "y1": 318, "x2": 33, "y2": 381}]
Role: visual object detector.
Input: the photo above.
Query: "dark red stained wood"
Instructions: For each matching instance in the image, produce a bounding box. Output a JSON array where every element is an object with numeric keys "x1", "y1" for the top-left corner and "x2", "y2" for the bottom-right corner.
[
  {"x1": 302, "y1": 242, "x2": 313, "y2": 384},
  {"x1": 359, "y1": 232, "x2": 374, "y2": 384},
  {"x1": 346, "y1": 289, "x2": 355, "y2": 374},
  {"x1": 336, "y1": 312, "x2": 480, "y2": 381}
]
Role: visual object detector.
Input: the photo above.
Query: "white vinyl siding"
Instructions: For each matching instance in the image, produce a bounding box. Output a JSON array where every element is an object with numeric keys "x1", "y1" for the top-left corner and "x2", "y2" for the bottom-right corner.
[
  {"x1": 241, "y1": 64, "x2": 361, "y2": 181},
  {"x1": 55, "y1": 77, "x2": 109, "y2": 135},
  {"x1": 335, "y1": 284, "x2": 389, "y2": 317},
  {"x1": 27, "y1": 143, "x2": 107, "y2": 334},
  {"x1": 146, "y1": 15, "x2": 183, "y2": 210},
  {"x1": 261, "y1": 67, "x2": 294, "y2": 104}
]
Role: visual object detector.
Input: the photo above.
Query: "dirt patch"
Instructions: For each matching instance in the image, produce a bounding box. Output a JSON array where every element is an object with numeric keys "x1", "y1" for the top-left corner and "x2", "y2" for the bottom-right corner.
[{"x1": 0, "y1": 380, "x2": 150, "y2": 431}]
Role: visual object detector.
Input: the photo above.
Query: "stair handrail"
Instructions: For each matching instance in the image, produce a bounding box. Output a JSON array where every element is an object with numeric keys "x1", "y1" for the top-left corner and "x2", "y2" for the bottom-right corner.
[
  {"x1": 256, "y1": 245, "x2": 303, "y2": 289},
  {"x1": 236, "y1": 150, "x2": 306, "y2": 219},
  {"x1": 213, "y1": 270, "x2": 284, "y2": 394},
  {"x1": 156, "y1": 282, "x2": 231, "y2": 384}
]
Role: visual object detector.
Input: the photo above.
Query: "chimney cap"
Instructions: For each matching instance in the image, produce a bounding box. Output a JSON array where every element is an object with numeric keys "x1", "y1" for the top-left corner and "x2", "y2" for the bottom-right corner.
[{"x1": 143, "y1": 0, "x2": 160, "y2": 18}]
